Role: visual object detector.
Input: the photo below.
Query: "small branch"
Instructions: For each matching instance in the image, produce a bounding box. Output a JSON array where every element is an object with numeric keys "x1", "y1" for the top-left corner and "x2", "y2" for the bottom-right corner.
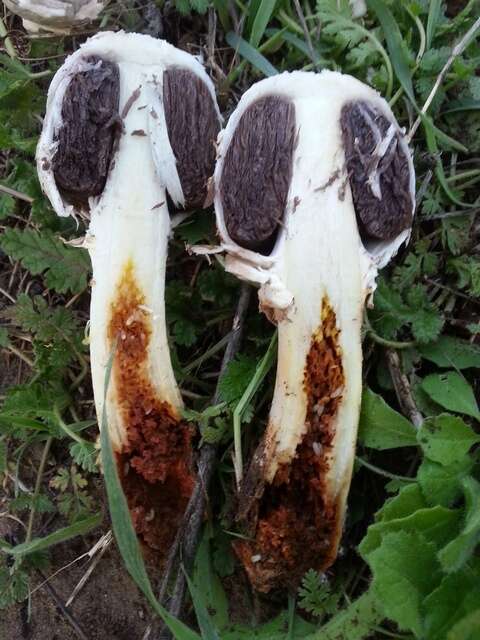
[
  {"x1": 146, "y1": 283, "x2": 252, "y2": 640},
  {"x1": 385, "y1": 348, "x2": 423, "y2": 428},
  {"x1": 0, "y1": 183, "x2": 34, "y2": 204}
]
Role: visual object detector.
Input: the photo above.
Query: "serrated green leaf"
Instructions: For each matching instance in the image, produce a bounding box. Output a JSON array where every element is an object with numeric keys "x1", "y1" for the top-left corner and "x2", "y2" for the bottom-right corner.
[
  {"x1": 421, "y1": 372, "x2": 480, "y2": 419},
  {"x1": 358, "y1": 388, "x2": 417, "y2": 450},
  {"x1": 438, "y1": 477, "x2": 480, "y2": 572},
  {"x1": 417, "y1": 415, "x2": 480, "y2": 465},
  {"x1": 368, "y1": 531, "x2": 441, "y2": 636},
  {"x1": 1, "y1": 229, "x2": 90, "y2": 294},
  {"x1": 0, "y1": 193, "x2": 15, "y2": 219},
  {"x1": 359, "y1": 503, "x2": 459, "y2": 559},
  {"x1": 419, "y1": 336, "x2": 480, "y2": 369},
  {"x1": 219, "y1": 354, "x2": 258, "y2": 405},
  {"x1": 306, "y1": 588, "x2": 382, "y2": 640}
]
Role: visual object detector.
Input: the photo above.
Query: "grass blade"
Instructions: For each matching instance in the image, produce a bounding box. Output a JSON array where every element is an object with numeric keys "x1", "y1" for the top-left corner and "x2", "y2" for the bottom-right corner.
[
  {"x1": 100, "y1": 346, "x2": 200, "y2": 640},
  {"x1": 1, "y1": 513, "x2": 102, "y2": 556},
  {"x1": 426, "y1": 0, "x2": 442, "y2": 50},
  {"x1": 184, "y1": 568, "x2": 221, "y2": 640},
  {"x1": 367, "y1": 0, "x2": 415, "y2": 104},
  {"x1": 226, "y1": 31, "x2": 279, "y2": 77},
  {"x1": 250, "y1": 0, "x2": 278, "y2": 48}
]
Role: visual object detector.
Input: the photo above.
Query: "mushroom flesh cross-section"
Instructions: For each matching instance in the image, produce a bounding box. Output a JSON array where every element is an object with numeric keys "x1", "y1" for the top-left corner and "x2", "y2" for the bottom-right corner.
[
  {"x1": 213, "y1": 70, "x2": 415, "y2": 592},
  {"x1": 37, "y1": 31, "x2": 221, "y2": 556}
]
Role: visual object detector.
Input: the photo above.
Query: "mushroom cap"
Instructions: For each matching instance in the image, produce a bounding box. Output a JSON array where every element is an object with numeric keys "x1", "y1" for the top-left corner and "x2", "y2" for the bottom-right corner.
[{"x1": 4, "y1": 0, "x2": 106, "y2": 33}]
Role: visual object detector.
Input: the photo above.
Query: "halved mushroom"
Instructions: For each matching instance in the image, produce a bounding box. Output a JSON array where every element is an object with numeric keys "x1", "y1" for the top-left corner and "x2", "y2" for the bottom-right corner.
[
  {"x1": 37, "y1": 31, "x2": 221, "y2": 555},
  {"x1": 213, "y1": 71, "x2": 414, "y2": 592},
  {"x1": 3, "y1": 0, "x2": 106, "y2": 33}
]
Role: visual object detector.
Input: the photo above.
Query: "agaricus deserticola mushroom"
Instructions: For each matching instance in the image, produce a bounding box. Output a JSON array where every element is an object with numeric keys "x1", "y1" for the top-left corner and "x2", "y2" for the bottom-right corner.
[
  {"x1": 3, "y1": 0, "x2": 106, "y2": 33},
  {"x1": 213, "y1": 71, "x2": 415, "y2": 592},
  {"x1": 37, "y1": 31, "x2": 221, "y2": 555}
]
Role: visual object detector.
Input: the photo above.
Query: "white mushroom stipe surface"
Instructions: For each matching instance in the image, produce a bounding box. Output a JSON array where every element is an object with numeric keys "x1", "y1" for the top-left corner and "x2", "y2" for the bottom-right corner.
[
  {"x1": 212, "y1": 70, "x2": 415, "y2": 592},
  {"x1": 37, "y1": 31, "x2": 221, "y2": 555}
]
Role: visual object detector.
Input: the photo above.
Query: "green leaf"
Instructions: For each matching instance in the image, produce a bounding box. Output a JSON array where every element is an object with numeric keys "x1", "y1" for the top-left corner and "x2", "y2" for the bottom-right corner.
[
  {"x1": 193, "y1": 528, "x2": 229, "y2": 630},
  {"x1": 426, "y1": 0, "x2": 443, "y2": 49},
  {"x1": 417, "y1": 415, "x2": 480, "y2": 465},
  {"x1": 368, "y1": 531, "x2": 441, "y2": 636},
  {"x1": 1, "y1": 513, "x2": 102, "y2": 556},
  {"x1": 438, "y1": 477, "x2": 480, "y2": 573},
  {"x1": 419, "y1": 336, "x2": 480, "y2": 369},
  {"x1": 306, "y1": 588, "x2": 383, "y2": 640},
  {"x1": 0, "y1": 327, "x2": 9, "y2": 348},
  {"x1": 0, "y1": 440, "x2": 6, "y2": 474},
  {"x1": 100, "y1": 347, "x2": 200, "y2": 640},
  {"x1": 226, "y1": 32, "x2": 279, "y2": 77},
  {"x1": 0, "y1": 193, "x2": 15, "y2": 219},
  {"x1": 184, "y1": 569, "x2": 221, "y2": 640},
  {"x1": 223, "y1": 612, "x2": 315, "y2": 639},
  {"x1": 218, "y1": 354, "x2": 258, "y2": 405},
  {"x1": 367, "y1": 0, "x2": 415, "y2": 103},
  {"x1": 447, "y1": 609, "x2": 480, "y2": 640},
  {"x1": 421, "y1": 372, "x2": 480, "y2": 419},
  {"x1": 359, "y1": 503, "x2": 459, "y2": 559},
  {"x1": 249, "y1": 0, "x2": 278, "y2": 48},
  {"x1": 417, "y1": 456, "x2": 474, "y2": 507},
  {"x1": 424, "y1": 566, "x2": 480, "y2": 640},
  {"x1": 358, "y1": 388, "x2": 417, "y2": 450},
  {"x1": 1, "y1": 229, "x2": 91, "y2": 294}
]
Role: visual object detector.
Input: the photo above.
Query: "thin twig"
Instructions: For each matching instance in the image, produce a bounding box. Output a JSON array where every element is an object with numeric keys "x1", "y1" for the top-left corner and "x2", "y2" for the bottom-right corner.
[
  {"x1": 407, "y1": 16, "x2": 480, "y2": 142},
  {"x1": 385, "y1": 348, "x2": 423, "y2": 428},
  {"x1": 0, "y1": 183, "x2": 34, "y2": 204},
  {"x1": 145, "y1": 283, "x2": 252, "y2": 640}
]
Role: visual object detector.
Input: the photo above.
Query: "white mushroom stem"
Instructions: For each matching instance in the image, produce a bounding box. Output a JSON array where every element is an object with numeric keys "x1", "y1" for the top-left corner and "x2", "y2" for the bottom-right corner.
[
  {"x1": 37, "y1": 31, "x2": 221, "y2": 551},
  {"x1": 213, "y1": 70, "x2": 415, "y2": 591}
]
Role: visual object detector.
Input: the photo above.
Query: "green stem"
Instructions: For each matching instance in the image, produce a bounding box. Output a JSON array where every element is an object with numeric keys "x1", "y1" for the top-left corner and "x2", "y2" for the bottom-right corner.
[
  {"x1": 54, "y1": 404, "x2": 87, "y2": 446},
  {"x1": 233, "y1": 332, "x2": 278, "y2": 486},
  {"x1": 356, "y1": 456, "x2": 415, "y2": 482},
  {"x1": 25, "y1": 436, "x2": 53, "y2": 545},
  {"x1": 364, "y1": 313, "x2": 416, "y2": 350},
  {"x1": 0, "y1": 17, "x2": 17, "y2": 59}
]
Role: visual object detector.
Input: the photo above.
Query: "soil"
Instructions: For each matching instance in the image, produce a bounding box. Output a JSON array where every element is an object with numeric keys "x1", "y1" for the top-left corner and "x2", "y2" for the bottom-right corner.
[{"x1": 1, "y1": 526, "x2": 152, "y2": 640}]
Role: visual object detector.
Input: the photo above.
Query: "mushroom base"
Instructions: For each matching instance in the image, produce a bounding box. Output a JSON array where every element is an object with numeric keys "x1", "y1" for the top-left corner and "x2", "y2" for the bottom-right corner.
[
  {"x1": 108, "y1": 260, "x2": 195, "y2": 555},
  {"x1": 235, "y1": 299, "x2": 345, "y2": 592}
]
